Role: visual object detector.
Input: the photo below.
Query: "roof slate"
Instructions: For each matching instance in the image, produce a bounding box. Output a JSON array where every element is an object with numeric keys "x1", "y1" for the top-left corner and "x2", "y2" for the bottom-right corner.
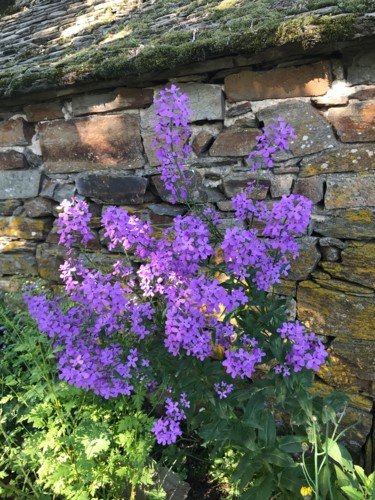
[{"x1": 0, "y1": 0, "x2": 374, "y2": 97}]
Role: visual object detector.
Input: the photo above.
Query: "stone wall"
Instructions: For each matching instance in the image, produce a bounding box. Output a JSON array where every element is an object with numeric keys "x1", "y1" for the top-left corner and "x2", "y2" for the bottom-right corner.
[{"x1": 0, "y1": 45, "x2": 374, "y2": 463}]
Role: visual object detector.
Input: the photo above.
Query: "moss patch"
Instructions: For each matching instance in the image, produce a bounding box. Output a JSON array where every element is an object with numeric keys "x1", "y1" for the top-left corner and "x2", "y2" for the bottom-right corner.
[{"x1": 0, "y1": 0, "x2": 370, "y2": 96}]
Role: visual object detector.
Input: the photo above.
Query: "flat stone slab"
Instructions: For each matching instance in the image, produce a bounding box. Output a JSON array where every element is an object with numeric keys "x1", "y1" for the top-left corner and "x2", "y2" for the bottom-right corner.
[
  {"x1": 0, "y1": 151, "x2": 28, "y2": 170},
  {"x1": 313, "y1": 208, "x2": 375, "y2": 240},
  {"x1": 39, "y1": 114, "x2": 144, "y2": 173},
  {"x1": 297, "y1": 280, "x2": 375, "y2": 341},
  {"x1": 225, "y1": 61, "x2": 331, "y2": 101},
  {"x1": 257, "y1": 101, "x2": 336, "y2": 157},
  {"x1": 72, "y1": 87, "x2": 154, "y2": 116},
  {"x1": 0, "y1": 118, "x2": 34, "y2": 147},
  {"x1": 325, "y1": 173, "x2": 375, "y2": 209},
  {"x1": 300, "y1": 144, "x2": 375, "y2": 177},
  {"x1": 327, "y1": 101, "x2": 375, "y2": 142},
  {"x1": 0, "y1": 169, "x2": 41, "y2": 199},
  {"x1": 76, "y1": 173, "x2": 148, "y2": 204}
]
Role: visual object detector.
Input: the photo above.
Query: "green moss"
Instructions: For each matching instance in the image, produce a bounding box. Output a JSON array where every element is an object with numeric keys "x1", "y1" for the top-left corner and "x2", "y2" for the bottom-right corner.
[{"x1": 0, "y1": 0, "x2": 369, "y2": 95}]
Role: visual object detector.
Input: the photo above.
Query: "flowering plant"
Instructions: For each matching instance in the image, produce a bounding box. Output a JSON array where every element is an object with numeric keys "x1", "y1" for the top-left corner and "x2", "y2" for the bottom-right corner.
[{"x1": 24, "y1": 85, "x2": 332, "y2": 497}]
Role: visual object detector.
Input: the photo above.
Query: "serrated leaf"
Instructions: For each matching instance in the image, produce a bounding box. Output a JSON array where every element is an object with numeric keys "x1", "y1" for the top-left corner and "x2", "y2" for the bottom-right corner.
[
  {"x1": 340, "y1": 485, "x2": 363, "y2": 500},
  {"x1": 83, "y1": 435, "x2": 111, "y2": 459},
  {"x1": 262, "y1": 448, "x2": 294, "y2": 468}
]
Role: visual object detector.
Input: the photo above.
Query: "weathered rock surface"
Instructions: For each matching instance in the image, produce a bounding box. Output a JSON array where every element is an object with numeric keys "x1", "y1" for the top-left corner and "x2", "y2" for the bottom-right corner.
[
  {"x1": 36, "y1": 243, "x2": 70, "y2": 281},
  {"x1": 0, "y1": 169, "x2": 41, "y2": 199},
  {"x1": 293, "y1": 176, "x2": 324, "y2": 204},
  {"x1": 313, "y1": 208, "x2": 375, "y2": 239},
  {"x1": 321, "y1": 241, "x2": 375, "y2": 289},
  {"x1": 0, "y1": 216, "x2": 52, "y2": 239},
  {"x1": 347, "y1": 47, "x2": 375, "y2": 85},
  {"x1": 76, "y1": 173, "x2": 148, "y2": 205},
  {"x1": 0, "y1": 150, "x2": 28, "y2": 170},
  {"x1": 39, "y1": 114, "x2": 144, "y2": 173},
  {"x1": 0, "y1": 199, "x2": 21, "y2": 215},
  {"x1": 224, "y1": 62, "x2": 331, "y2": 101},
  {"x1": 257, "y1": 101, "x2": 336, "y2": 157},
  {"x1": 151, "y1": 169, "x2": 203, "y2": 204},
  {"x1": 0, "y1": 118, "x2": 34, "y2": 146},
  {"x1": 325, "y1": 174, "x2": 375, "y2": 209},
  {"x1": 327, "y1": 101, "x2": 375, "y2": 142},
  {"x1": 23, "y1": 197, "x2": 55, "y2": 217},
  {"x1": 299, "y1": 144, "x2": 375, "y2": 177},
  {"x1": 0, "y1": 253, "x2": 38, "y2": 276},
  {"x1": 72, "y1": 88, "x2": 154, "y2": 116},
  {"x1": 222, "y1": 172, "x2": 270, "y2": 199},
  {"x1": 330, "y1": 338, "x2": 375, "y2": 382},
  {"x1": 24, "y1": 101, "x2": 64, "y2": 122},
  {"x1": 297, "y1": 280, "x2": 375, "y2": 340},
  {"x1": 270, "y1": 173, "x2": 294, "y2": 198},
  {"x1": 287, "y1": 237, "x2": 321, "y2": 281},
  {"x1": 209, "y1": 128, "x2": 259, "y2": 157}
]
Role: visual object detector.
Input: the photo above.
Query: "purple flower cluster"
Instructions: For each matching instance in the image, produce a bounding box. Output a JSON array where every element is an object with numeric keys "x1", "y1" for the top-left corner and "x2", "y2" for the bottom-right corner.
[
  {"x1": 275, "y1": 321, "x2": 328, "y2": 376},
  {"x1": 214, "y1": 381, "x2": 234, "y2": 399},
  {"x1": 223, "y1": 345, "x2": 266, "y2": 379},
  {"x1": 226, "y1": 188, "x2": 312, "y2": 290},
  {"x1": 23, "y1": 86, "x2": 329, "y2": 448},
  {"x1": 152, "y1": 395, "x2": 190, "y2": 445},
  {"x1": 247, "y1": 117, "x2": 297, "y2": 170},
  {"x1": 57, "y1": 198, "x2": 94, "y2": 252},
  {"x1": 152, "y1": 85, "x2": 193, "y2": 203}
]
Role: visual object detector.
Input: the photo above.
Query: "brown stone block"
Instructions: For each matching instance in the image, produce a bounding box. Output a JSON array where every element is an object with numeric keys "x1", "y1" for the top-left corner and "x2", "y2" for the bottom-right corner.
[
  {"x1": 72, "y1": 88, "x2": 154, "y2": 115},
  {"x1": 24, "y1": 102, "x2": 64, "y2": 122},
  {"x1": 327, "y1": 102, "x2": 375, "y2": 142},
  {"x1": 0, "y1": 151, "x2": 28, "y2": 170},
  {"x1": 192, "y1": 130, "x2": 214, "y2": 156},
  {"x1": 0, "y1": 118, "x2": 34, "y2": 146},
  {"x1": 76, "y1": 173, "x2": 148, "y2": 205},
  {"x1": 39, "y1": 114, "x2": 144, "y2": 173},
  {"x1": 349, "y1": 86, "x2": 375, "y2": 100},
  {"x1": 222, "y1": 172, "x2": 270, "y2": 199},
  {"x1": 225, "y1": 62, "x2": 331, "y2": 101},
  {"x1": 300, "y1": 145, "x2": 375, "y2": 177},
  {"x1": 297, "y1": 280, "x2": 375, "y2": 340},
  {"x1": 209, "y1": 128, "x2": 259, "y2": 157},
  {"x1": 0, "y1": 216, "x2": 53, "y2": 240},
  {"x1": 325, "y1": 174, "x2": 375, "y2": 209}
]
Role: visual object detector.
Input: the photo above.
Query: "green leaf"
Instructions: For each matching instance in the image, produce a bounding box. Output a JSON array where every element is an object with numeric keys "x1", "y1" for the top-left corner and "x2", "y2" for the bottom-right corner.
[
  {"x1": 326, "y1": 439, "x2": 354, "y2": 474},
  {"x1": 340, "y1": 485, "x2": 364, "y2": 500},
  {"x1": 258, "y1": 412, "x2": 276, "y2": 448},
  {"x1": 83, "y1": 435, "x2": 111, "y2": 459},
  {"x1": 278, "y1": 466, "x2": 306, "y2": 494},
  {"x1": 232, "y1": 452, "x2": 261, "y2": 491},
  {"x1": 279, "y1": 435, "x2": 305, "y2": 453},
  {"x1": 319, "y1": 463, "x2": 331, "y2": 499},
  {"x1": 262, "y1": 448, "x2": 295, "y2": 468},
  {"x1": 243, "y1": 474, "x2": 274, "y2": 500}
]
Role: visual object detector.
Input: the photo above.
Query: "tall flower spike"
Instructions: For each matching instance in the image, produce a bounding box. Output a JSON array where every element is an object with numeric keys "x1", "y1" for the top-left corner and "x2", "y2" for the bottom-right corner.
[{"x1": 152, "y1": 85, "x2": 193, "y2": 204}]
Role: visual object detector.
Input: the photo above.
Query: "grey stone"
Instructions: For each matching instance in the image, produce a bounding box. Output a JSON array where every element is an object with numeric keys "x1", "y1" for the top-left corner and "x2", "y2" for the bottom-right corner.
[
  {"x1": 24, "y1": 148, "x2": 43, "y2": 168},
  {"x1": 270, "y1": 174, "x2": 295, "y2": 198},
  {"x1": 148, "y1": 203, "x2": 186, "y2": 217},
  {"x1": 347, "y1": 47, "x2": 375, "y2": 85},
  {"x1": 53, "y1": 183, "x2": 75, "y2": 203},
  {"x1": 293, "y1": 176, "x2": 324, "y2": 204},
  {"x1": 325, "y1": 174, "x2": 375, "y2": 209},
  {"x1": 0, "y1": 253, "x2": 38, "y2": 276},
  {"x1": 151, "y1": 169, "x2": 203, "y2": 204},
  {"x1": 313, "y1": 209, "x2": 375, "y2": 240},
  {"x1": 23, "y1": 197, "x2": 55, "y2": 217},
  {"x1": 0, "y1": 169, "x2": 41, "y2": 200},
  {"x1": 287, "y1": 237, "x2": 321, "y2": 281},
  {"x1": 76, "y1": 173, "x2": 148, "y2": 205},
  {"x1": 0, "y1": 200, "x2": 22, "y2": 215},
  {"x1": 257, "y1": 101, "x2": 336, "y2": 157}
]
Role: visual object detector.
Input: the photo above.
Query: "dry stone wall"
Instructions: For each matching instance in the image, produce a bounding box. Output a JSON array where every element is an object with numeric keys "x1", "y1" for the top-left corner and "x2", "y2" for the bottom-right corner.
[{"x1": 0, "y1": 47, "x2": 374, "y2": 460}]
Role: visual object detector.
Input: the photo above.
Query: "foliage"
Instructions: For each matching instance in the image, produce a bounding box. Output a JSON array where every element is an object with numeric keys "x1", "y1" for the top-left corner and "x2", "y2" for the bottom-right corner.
[{"x1": 0, "y1": 301, "x2": 163, "y2": 499}]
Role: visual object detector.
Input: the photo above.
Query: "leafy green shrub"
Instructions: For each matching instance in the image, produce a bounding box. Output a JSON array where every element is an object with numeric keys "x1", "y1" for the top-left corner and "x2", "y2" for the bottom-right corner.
[{"x1": 0, "y1": 301, "x2": 164, "y2": 499}]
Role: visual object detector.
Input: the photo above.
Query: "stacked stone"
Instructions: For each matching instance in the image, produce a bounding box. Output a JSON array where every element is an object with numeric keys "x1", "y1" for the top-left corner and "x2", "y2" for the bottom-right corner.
[{"x1": 0, "y1": 51, "x2": 374, "y2": 457}]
